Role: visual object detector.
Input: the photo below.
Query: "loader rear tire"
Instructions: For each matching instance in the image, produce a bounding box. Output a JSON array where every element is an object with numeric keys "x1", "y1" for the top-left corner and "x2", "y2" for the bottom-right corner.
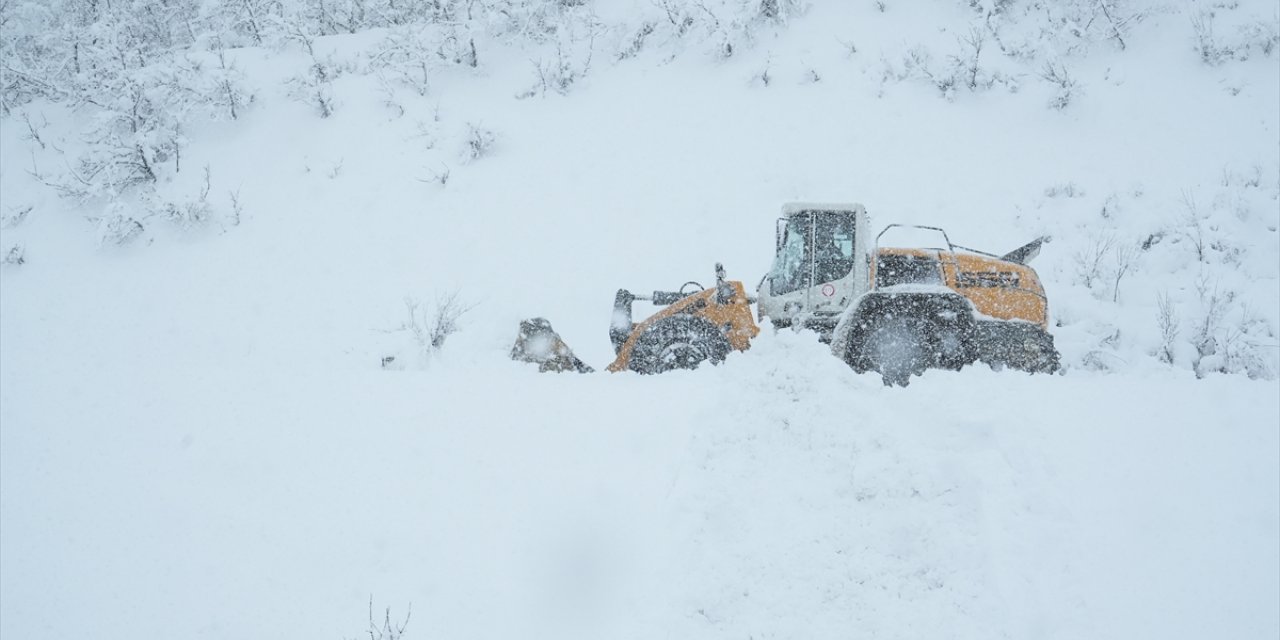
[
  {"x1": 859, "y1": 318, "x2": 930, "y2": 387},
  {"x1": 628, "y1": 317, "x2": 730, "y2": 375}
]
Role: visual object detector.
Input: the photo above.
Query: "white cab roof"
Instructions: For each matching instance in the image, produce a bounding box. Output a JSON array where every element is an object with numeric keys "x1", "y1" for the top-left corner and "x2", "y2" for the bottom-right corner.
[{"x1": 781, "y1": 202, "x2": 866, "y2": 217}]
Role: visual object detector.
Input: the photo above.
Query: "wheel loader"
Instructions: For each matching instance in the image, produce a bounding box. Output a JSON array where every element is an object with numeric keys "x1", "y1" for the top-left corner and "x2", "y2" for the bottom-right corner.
[{"x1": 513, "y1": 202, "x2": 1059, "y2": 385}]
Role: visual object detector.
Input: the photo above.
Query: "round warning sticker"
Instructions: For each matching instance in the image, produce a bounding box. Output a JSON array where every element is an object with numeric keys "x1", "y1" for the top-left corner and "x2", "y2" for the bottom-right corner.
[{"x1": 821, "y1": 283, "x2": 836, "y2": 297}]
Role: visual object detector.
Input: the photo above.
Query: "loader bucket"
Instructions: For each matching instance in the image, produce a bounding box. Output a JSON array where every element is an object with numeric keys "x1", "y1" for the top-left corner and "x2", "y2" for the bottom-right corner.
[{"x1": 511, "y1": 318, "x2": 594, "y2": 373}]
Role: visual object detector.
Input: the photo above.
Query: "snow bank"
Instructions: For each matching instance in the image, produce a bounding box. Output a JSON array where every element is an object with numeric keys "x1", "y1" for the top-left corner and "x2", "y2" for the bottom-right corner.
[{"x1": 1, "y1": 329, "x2": 1276, "y2": 639}]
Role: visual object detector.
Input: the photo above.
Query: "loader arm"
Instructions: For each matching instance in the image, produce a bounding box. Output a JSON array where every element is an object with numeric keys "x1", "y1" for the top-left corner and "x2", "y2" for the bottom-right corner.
[{"x1": 606, "y1": 279, "x2": 758, "y2": 373}]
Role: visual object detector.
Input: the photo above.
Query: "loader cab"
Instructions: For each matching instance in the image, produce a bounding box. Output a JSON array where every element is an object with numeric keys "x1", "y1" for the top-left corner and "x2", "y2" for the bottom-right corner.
[{"x1": 757, "y1": 203, "x2": 871, "y2": 336}]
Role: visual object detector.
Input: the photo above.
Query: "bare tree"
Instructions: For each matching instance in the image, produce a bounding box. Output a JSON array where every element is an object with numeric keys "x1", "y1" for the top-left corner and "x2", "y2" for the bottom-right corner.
[
  {"x1": 1109, "y1": 241, "x2": 1139, "y2": 302},
  {"x1": 365, "y1": 597, "x2": 410, "y2": 640},
  {"x1": 1089, "y1": 0, "x2": 1142, "y2": 51},
  {"x1": 284, "y1": 20, "x2": 339, "y2": 117},
  {"x1": 1155, "y1": 291, "x2": 1179, "y2": 364},
  {"x1": 1180, "y1": 191, "x2": 1207, "y2": 262},
  {"x1": 385, "y1": 291, "x2": 475, "y2": 365},
  {"x1": 1039, "y1": 60, "x2": 1079, "y2": 109},
  {"x1": 461, "y1": 123, "x2": 496, "y2": 163},
  {"x1": 19, "y1": 110, "x2": 48, "y2": 149},
  {"x1": 1072, "y1": 234, "x2": 1115, "y2": 289},
  {"x1": 1191, "y1": 276, "x2": 1228, "y2": 370},
  {"x1": 955, "y1": 26, "x2": 985, "y2": 90}
]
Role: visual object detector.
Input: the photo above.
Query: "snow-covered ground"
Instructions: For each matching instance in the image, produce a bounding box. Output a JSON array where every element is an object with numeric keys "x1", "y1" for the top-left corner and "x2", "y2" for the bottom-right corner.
[
  {"x1": 2, "y1": 1, "x2": 1278, "y2": 638},
  {"x1": 2, "y1": 331, "x2": 1277, "y2": 639}
]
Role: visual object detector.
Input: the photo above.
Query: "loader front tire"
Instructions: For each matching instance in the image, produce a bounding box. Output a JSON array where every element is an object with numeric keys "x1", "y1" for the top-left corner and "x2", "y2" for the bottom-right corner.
[{"x1": 628, "y1": 317, "x2": 731, "y2": 374}]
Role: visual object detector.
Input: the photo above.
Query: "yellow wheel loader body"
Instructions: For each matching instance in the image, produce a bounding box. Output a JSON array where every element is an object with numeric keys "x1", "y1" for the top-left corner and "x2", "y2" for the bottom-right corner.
[
  {"x1": 511, "y1": 204, "x2": 1059, "y2": 380},
  {"x1": 876, "y1": 248, "x2": 1050, "y2": 329}
]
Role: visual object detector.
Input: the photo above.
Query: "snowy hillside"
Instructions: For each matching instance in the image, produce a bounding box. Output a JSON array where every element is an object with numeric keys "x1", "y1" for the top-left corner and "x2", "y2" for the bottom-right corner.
[{"x1": 2, "y1": 1, "x2": 1278, "y2": 638}]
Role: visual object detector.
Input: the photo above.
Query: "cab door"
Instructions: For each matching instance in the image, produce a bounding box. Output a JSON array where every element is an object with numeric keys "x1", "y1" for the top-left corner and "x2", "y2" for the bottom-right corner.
[
  {"x1": 808, "y1": 212, "x2": 859, "y2": 315},
  {"x1": 763, "y1": 211, "x2": 861, "y2": 322}
]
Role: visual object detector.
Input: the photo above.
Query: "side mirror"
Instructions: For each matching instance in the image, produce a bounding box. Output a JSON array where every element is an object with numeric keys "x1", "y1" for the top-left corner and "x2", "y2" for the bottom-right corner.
[{"x1": 775, "y1": 218, "x2": 787, "y2": 252}]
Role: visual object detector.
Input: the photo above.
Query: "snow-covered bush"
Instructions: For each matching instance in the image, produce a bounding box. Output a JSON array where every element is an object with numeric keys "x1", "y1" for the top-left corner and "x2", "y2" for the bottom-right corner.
[
  {"x1": 363, "y1": 599, "x2": 411, "y2": 640},
  {"x1": 518, "y1": 41, "x2": 594, "y2": 98},
  {"x1": 369, "y1": 27, "x2": 439, "y2": 96},
  {"x1": 461, "y1": 123, "x2": 497, "y2": 163},
  {"x1": 1154, "y1": 291, "x2": 1180, "y2": 364},
  {"x1": 220, "y1": 0, "x2": 287, "y2": 46},
  {"x1": 1038, "y1": 167, "x2": 1278, "y2": 380},
  {"x1": 284, "y1": 22, "x2": 343, "y2": 118},
  {"x1": 380, "y1": 293, "x2": 473, "y2": 369},
  {"x1": 1038, "y1": 60, "x2": 1080, "y2": 109},
  {"x1": 150, "y1": 166, "x2": 217, "y2": 230},
  {"x1": 642, "y1": 0, "x2": 807, "y2": 59},
  {"x1": 894, "y1": 30, "x2": 1020, "y2": 101},
  {"x1": 2, "y1": 244, "x2": 26, "y2": 266},
  {"x1": 419, "y1": 163, "x2": 451, "y2": 187},
  {"x1": 1192, "y1": 8, "x2": 1279, "y2": 65},
  {"x1": 1072, "y1": 234, "x2": 1115, "y2": 289},
  {"x1": 1, "y1": 205, "x2": 33, "y2": 229},
  {"x1": 209, "y1": 43, "x2": 253, "y2": 120},
  {"x1": 93, "y1": 205, "x2": 147, "y2": 246}
]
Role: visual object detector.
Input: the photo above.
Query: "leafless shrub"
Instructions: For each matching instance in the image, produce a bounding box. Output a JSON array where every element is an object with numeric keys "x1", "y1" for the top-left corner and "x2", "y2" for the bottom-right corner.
[
  {"x1": 758, "y1": 0, "x2": 804, "y2": 22},
  {"x1": 387, "y1": 292, "x2": 476, "y2": 365},
  {"x1": 285, "y1": 23, "x2": 340, "y2": 118},
  {"x1": 228, "y1": 189, "x2": 243, "y2": 226},
  {"x1": 2, "y1": 205, "x2": 33, "y2": 229},
  {"x1": 418, "y1": 163, "x2": 451, "y2": 187},
  {"x1": 1092, "y1": 0, "x2": 1143, "y2": 50},
  {"x1": 3, "y1": 244, "x2": 26, "y2": 266},
  {"x1": 410, "y1": 110, "x2": 442, "y2": 150},
  {"x1": 901, "y1": 46, "x2": 957, "y2": 99},
  {"x1": 1073, "y1": 234, "x2": 1115, "y2": 289},
  {"x1": 95, "y1": 207, "x2": 146, "y2": 246},
  {"x1": 461, "y1": 123, "x2": 496, "y2": 163},
  {"x1": 211, "y1": 41, "x2": 251, "y2": 120},
  {"x1": 1044, "y1": 182, "x2": 1085, "y2": 198},
  {"x1": 1110, "y1": 241, "x2": 1139, "y2": 302},
  {"x1": 616, "y1": 22, "x2": 655, "y2": 60},
  {"x1": 1082, "y1": 328, "x2": 1125, "y2": 371},
  {"x1": 1191, "y1": 10, "x2": 1227, "y2": 65},
  {"x1": 1221, "y1": 163, "x2": 1264, "y2": 189},
  {"x1": 1190, "y1": 276, "x2": 1228, "y2": 371},
  {"x1": 1193, "y1": 11, "x2": 1279, "y2": 64},
  {"x1": 369, "y1": 27, "x2": 435, "y2": 97},
  {"x1": 1039, "y1": 60, "x2": 1079, "y2": 109},
  {"x1": 750, "y1": 59, "x2": 772, "y2": 87},
  {"x1": 517, "y1": 41, "x2": 593, "y2": 99},
  {"x1": 1238, "y1": 18, "x2": 1279, "y2": 57},
  {"x1": 953, "y1": 26, "x2": 985, "y2": 91},
  {"x1": 837, "y1": 37, "x2": 858, "y2": 57},
  {"x1": 155, "y1": 165, "x2": 215, "y2": 229},
  {"x1": 1188, "y1": 277, "x2": 1275, "y2": 379},
  {"x1": 1179, "y1": 192, "x2": 1207, "y2": 263},
  {"x1": 20, "y1": 110, "x2": 47, "y2": 149},
  {"x1": 426, "y1": 292, "x2": 474, "y2": 349},
  {"x1": 1156, "y1": 291, "x2": 1179, "y2": 364},
  {"x1": 1216, "y1": 327, "x2": 1273, "y2": 379},
  {"x1": 1101, "y1": 192, "x2": 1120, "y2": 219},
  {"x1": 364, "y1": 597, "x2": 410, "y2": 640},
  {"x1": 375, "y1": 76, "x2": 406, "y2": 118}
]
